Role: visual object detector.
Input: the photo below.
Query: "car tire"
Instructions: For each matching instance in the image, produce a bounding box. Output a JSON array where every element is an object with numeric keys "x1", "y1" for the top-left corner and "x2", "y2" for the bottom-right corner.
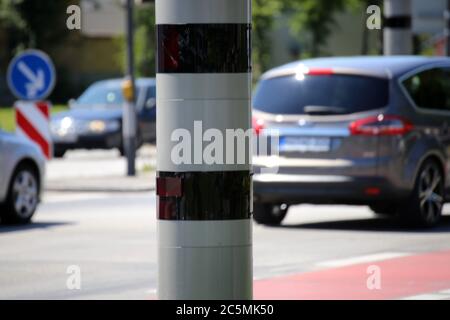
[
  {"x1": 400, "y1": 159, "x2": 444, "y2": 227},
  {"x1": 369, "y1": 204, "x2": 398, "y2": 217},
  {"x1": 0, "y1": 164, "x2": 39, "y2": 225},
  {"x1": 253, "y1": 203, "x2": 288, "y2": 226}
]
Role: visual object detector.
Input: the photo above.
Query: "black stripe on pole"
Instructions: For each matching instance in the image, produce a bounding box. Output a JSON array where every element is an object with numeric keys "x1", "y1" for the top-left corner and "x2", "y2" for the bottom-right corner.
[
  {"x1": 157, "y1": 171, "x2": 252, "y2": 220},
  {"x1": 383, "y1": 15, "x2": 412, "y2": 29},
  {"x1": 156, "y1": 24, "x2": 251, "y2": 73}
]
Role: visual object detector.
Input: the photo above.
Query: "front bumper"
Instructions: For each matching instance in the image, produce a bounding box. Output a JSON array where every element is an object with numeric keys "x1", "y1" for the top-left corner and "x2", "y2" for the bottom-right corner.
[
  {"x1": 52, "y1": 131, "x2": 122, "y2": 151},
  {"x1": 253, "y1": 173, "x2": 409, "y2": 205}
]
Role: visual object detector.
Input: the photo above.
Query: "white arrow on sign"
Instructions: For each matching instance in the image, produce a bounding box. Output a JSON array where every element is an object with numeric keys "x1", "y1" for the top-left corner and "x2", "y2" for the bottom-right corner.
[{"x1": 17, "y1": 61, "x2": 45, "y2": 99}]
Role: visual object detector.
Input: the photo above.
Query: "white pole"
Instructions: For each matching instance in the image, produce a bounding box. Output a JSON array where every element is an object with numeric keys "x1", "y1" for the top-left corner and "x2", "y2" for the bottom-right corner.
[
  {"x1": 155, "y1": 0, "x2": 253, "y2": 299},
  {"x1": 384, "y1": 0, "x2": 412, "y2": 55}
]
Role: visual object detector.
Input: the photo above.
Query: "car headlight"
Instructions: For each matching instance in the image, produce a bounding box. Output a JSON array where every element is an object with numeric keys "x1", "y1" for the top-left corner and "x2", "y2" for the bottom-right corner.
[
  {"x1": 51, "y1": 117, "x2": 74, "y2": 136},
  {"x1": 88, "y1": 120, "x2": 120, "y2": 133}
]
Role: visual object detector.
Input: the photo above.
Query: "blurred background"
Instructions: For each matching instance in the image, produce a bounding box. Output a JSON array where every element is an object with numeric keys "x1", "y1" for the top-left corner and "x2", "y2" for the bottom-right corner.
[
  {"x1": 1, "y1": 0, "x2": 450, "y2": 300},
  {"x1": 0, "y1": 0, "x2": 447, "y2": 108}
]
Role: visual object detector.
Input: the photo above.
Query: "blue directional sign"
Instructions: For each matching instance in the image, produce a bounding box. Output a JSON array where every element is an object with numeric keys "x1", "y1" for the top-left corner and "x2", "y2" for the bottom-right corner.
[{"x1": 7, "y1": 50, "x2": 56, "y2": 101}]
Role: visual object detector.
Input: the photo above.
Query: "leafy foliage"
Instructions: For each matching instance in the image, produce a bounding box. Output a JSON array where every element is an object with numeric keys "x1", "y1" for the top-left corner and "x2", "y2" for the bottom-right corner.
[
  {"x1": 0, "y1": 0, "x2": 72, "y2": 57},
  {"x1": 252, "y1": 0, "x2": 361, "y2": 77},
  {"x1": 1, "y1": 0, "x2": 365, "y2": 80},
  {"x1": 116, "y1": 2, "x2": 156, "y2": 78},
  {"x1": 283, "y1": 0, "x2": 360, "y2": 57},
  {"x1": 134, "y1": 4, "x2": 156, "y2": 77},
  {"x1": 252, "y1": 0, "x2": 283, "y2": 77}
]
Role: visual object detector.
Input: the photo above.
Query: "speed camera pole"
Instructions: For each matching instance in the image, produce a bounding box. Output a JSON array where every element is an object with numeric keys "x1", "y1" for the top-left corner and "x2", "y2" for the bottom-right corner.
[
  {"x1": 123, "y1": 0, "x2": 136, "y2": 176},
  {"x1": 156, "y1": 0, "x2": 252, "y2": 299},
  {"x1": 383, "y1": 0, "x2": 412, "y2": 55}
]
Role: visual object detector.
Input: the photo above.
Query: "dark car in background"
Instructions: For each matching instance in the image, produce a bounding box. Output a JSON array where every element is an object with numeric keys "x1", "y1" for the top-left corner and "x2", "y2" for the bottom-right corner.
[
  {"x1": 252, "y1": 56, "x2": 450, "y2": 227},
  {"x1": 50, "y1": 78, "x2": 156, "y2": 157}
]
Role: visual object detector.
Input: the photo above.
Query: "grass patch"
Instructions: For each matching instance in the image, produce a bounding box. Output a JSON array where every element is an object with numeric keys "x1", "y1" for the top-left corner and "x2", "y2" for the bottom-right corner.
[{"x1": 0, "y1": 104, "x2": 68, "y2": 132}]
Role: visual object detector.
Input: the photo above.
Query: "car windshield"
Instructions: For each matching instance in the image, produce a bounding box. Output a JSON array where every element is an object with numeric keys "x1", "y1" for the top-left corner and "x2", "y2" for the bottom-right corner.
[
  {"x1": 76, "y1": 82, "x2": 127, "y2": 107},
  {"x1": 253, "y1": 74, "x2": 389, "y2": 115}
]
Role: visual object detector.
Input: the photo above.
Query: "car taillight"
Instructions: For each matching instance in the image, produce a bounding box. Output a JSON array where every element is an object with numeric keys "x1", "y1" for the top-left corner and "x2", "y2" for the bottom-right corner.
[
  {"x1": 306, "y1": 68, "x2": 334, "y2": 75},
  {"x1": 349, "y1": 115, "x2": 413, "y2": 136},
  {"x1": 252, "y1": 116, "x2": 265, "y2": 135}
]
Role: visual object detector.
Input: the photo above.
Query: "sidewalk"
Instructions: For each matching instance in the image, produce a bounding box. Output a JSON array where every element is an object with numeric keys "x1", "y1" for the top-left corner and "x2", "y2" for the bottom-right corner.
[
  {"x1": 44, "y1": 146, "x2": 156, "y2": 192},
  {"x1": 45, "y1": 172, "x2": 155, "y2": 192}
]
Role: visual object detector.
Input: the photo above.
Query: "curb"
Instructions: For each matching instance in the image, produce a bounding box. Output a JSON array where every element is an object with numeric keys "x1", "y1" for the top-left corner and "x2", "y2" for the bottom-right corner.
[
  {"x1": 44, "y1": 174, "x2": 156, "y2": 193},
  {"x1": 44, "y1": 185, "x2": 156, "y2": 193}
]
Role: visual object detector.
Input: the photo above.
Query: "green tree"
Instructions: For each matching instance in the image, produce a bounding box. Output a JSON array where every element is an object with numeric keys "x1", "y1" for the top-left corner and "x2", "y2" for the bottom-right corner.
[
  {"x1": 283, "y1": 0, "x2": 360, "y2": 57},
  {"x1": 16, "y1": 0, "x2": 70, "y2": 49},
  {"x1": 252, "y1": 0, "x2": 283, "y2": 79},
  {"x1": 116, "y1": 3, "x2": 156, "y2": 78},
  {"x1": 0, "y1": 0, "x2": 27, "y2": 68},
  {"x1": 114, "y1": 0, "x2": 364, "y2": 78},
  {"x1": 134, "y1": 3, "x2": 156, "y2": 77},
  {"x1": 252, "y1": 0, "x2": 362, "y2": 77},
  {"x1": 0, "y1": 0, "x2": 71, "y2": 56}
]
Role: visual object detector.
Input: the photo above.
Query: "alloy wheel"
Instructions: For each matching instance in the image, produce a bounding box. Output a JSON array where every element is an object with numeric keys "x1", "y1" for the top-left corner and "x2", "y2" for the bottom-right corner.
[
  {"x1": 418, "y1": 163, "x2": 444, "y2": 225},
  {"x1": 12, "y1": 170, "x2": 38, "y2": 219}
]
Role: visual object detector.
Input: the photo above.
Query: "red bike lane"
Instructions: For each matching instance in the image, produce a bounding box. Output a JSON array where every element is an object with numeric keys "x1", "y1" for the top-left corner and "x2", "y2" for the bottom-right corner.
[{"x1": 254, "y1": 249, "x2": 450, "y2": 300}]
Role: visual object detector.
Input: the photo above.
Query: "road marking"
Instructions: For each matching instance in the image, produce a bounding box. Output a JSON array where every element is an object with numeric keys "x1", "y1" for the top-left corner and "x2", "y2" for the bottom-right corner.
[
  {"x1": 17, "y1": 61, "x2": 45, "y2": 98},
  {"x1": 439, "y1": 288, "x2": 450, "y2": 294},
  {"x1": 316, "y1": 252, "x2": 411, "y2": 268},
  {"x1": 402, "y1": 289, "x2": 450, "y2": 300}
]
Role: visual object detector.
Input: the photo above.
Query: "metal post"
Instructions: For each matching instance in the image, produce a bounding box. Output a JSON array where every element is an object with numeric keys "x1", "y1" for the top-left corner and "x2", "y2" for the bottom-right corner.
[
  {"x1": 383, "y1": 0, "x2": 412, "y2": 55},
  {"x1": 445, "y1": 0, "x2": 450, "y2": 56},
  {"x1": 123, "y1": 0, "x2": 136, "y2": 176},
  {"x1": 156, "y1": 0, "x2": 253, "y2": 299}
]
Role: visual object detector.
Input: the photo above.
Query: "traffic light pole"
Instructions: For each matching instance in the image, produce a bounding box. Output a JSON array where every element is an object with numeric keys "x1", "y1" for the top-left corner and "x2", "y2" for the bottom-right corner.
[
  {"x1": 383, "y1": 0, "x2": 412, "y2": 55},
  {"x1": 156, "y1": 0, "x2": 253, "y2": 299},
  {"x1": 123, "y1": 0, "x2": 136, "y2": 176}
]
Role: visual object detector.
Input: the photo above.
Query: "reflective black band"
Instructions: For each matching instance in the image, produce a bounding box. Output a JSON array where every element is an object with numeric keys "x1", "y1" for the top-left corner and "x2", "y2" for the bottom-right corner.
[
  {"x1": 157, "y1": 171, "x2": 251, "y2": 220},
  {"x1": 384, "y1": 16, "x2": 411, "y2": 28},
  {"x1": 157, "y1": 24, "x2": 251, "y2": 73}
]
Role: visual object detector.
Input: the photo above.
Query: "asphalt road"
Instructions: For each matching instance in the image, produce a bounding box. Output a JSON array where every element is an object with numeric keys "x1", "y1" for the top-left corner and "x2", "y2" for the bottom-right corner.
[{"x1": 1, "y1": 189, "x2": 450, "y2": 299}]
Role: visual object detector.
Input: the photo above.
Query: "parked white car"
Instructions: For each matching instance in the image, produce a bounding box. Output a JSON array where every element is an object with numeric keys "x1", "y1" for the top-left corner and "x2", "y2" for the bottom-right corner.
[{"x1": 0, "y1": 129, "x2": 45, "y2": 224}]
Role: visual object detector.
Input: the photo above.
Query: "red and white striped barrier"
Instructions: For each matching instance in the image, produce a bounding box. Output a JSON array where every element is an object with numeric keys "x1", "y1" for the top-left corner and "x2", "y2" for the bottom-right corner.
[{"x1": 15, "y1": 101, "x2": 52, "y2": 160}]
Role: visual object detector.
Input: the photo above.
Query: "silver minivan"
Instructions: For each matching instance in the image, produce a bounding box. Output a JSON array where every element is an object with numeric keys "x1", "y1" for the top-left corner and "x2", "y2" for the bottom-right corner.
[{"x1": 252, "y1": 56, "x2": 450, "y2": 227}]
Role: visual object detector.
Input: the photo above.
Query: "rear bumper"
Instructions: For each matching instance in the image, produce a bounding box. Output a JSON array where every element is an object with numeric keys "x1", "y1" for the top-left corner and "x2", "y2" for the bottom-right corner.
[
  {"x1": 53, "y1": 131, "x2": 122, "y2": 151},
  {"x1": 253, "y1": 173, "x2": 409, "y2": 205}
]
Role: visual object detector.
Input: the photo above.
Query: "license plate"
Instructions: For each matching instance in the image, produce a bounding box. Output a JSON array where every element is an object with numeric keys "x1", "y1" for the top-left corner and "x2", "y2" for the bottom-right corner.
[{"x1": 280, "y1": 136, "x2": 331, "y2": 152}]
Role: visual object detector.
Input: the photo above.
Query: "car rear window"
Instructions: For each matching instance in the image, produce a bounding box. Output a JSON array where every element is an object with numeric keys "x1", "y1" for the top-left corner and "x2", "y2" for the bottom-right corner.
[{"x1": 253, "y1": 74, "x2": 389, "y2": 115}]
